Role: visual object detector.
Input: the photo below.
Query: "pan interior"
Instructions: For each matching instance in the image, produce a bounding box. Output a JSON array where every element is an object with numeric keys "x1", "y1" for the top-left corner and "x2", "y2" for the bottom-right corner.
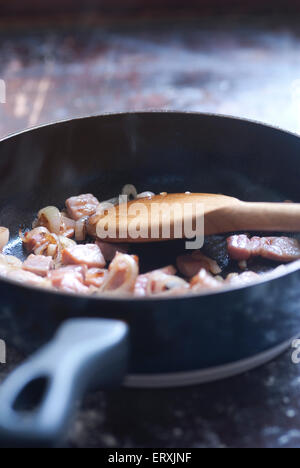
[{"x1": 0, "y1": 113, "x2": 299, "y2": 271}]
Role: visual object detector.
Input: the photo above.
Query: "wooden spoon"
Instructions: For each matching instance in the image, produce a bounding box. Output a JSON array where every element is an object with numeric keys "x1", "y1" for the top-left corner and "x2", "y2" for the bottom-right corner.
[{"x1": 90, "y1": 193, "x2": 300, "y2": 243}]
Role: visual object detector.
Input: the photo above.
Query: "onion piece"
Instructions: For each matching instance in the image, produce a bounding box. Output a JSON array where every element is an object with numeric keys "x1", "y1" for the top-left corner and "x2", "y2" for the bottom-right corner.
[
  {"x1": 47, "y1": 244, "x2": 58, "y2": 258},
  {"x1": 0, "y1": 253, "x2": 22, "y2": 269},
  {"x1": 38, "y1": 206, "x2": 62, "y2": 235},
  {"x1": 0, "y1": 227, "x2": 9, "y2": 252},
  {"x1": 75, "y1": 218, "x2": 87, "y2": 241},
  {"x1": 121, "y1": 184, "x2": 138, "y2": 201}
]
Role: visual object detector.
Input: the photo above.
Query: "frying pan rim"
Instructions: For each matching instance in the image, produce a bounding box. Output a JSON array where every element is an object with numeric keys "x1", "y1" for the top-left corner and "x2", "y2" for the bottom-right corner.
[
  {"x1": 0, "y1": 256, "x2": 300, "y2": 303},
  {"x1": 0, "y1": 110, "x2": 300, "y2": 303},
  {"x1": 0, "y1": 109, "x2": 300, "y2": 143}
]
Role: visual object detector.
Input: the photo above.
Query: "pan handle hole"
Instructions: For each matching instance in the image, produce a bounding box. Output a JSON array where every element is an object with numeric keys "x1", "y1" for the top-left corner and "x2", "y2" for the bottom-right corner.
[{"x1": 13, "y1": 377, "x2": 49, "y2": 413}]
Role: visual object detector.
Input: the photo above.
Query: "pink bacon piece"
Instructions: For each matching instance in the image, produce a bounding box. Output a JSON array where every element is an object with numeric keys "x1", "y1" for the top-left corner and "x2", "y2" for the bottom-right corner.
[
  {"x1": 62, "y1": 244, "x2": 106, "y2": 269},
  {"x1": 227, "y1": 235, "x2": 300, "y2": 263},
  {"x1": 23, "y1": 254, "x2": 54, "y2": 277},
  {"x1": 65, "y1": 194, "x2": 100, "y2": 221},
  {"x1": 177, "y1": 251, "x2": 221, "y2": 278},
  {"x1": 84, "y1": 268, "x2": 108, "y2": 288},
  {"x1": 190, "y1": 269, "x2": 223, "y2": 291},
  {"x1": 48, "y1": 265, "x2": 89, "y2": 294}
]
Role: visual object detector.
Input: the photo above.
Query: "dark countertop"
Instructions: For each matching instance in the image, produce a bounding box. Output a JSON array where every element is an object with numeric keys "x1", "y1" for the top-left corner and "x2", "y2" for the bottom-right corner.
[{"x1": 1, "y1": 15, "x2": 300, "y2": 448}]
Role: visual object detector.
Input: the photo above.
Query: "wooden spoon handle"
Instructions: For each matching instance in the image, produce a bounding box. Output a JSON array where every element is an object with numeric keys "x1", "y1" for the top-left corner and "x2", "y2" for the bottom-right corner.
[{"x1": 205, "y1": 202, "x2": 300, "y2": 235}]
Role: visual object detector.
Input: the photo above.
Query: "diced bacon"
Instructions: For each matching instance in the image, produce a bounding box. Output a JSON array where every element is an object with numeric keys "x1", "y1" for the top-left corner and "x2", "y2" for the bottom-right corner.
[
  {"x1": 23, "y1": 227, "x2": 50, "y2": 252},
  {"x1": 101, "y1": 253, "x2": 139, "y2": 294},
  {"x1": 6, "y1": 269, "x2": 46, "y2": 286},
  {"x1": 226, "y1": 271, "x2": 260, "y2": 285},
  {"x1": 62, "y1": 244, "x2": 106, "y2": 268},
  {"x1": 227, "y1": 235, "x2": 300, "y2": 263},
  {"x1": 22, "y1": 226, "x2": 59, "y2": 257},
  {"x1": 190, "y1": 269, "x2": 223, "y2": 291},
  {"x1": 85, "y1": 268, "x2": 108, "y2": 288},
  {"x1": 134, "y1": 265, "x2": 177, "y2": 297},
  {"x1": 65, "y1": 194, "x2": 100, "y2": 221},
  {"x1": 177, "y1": 251, "x2": 221, "y2": 278},
  {"x1": 48, "y1": 266, "x2": 89, "y2": 294},
  {"x1": 23, "y1": 254, "x2": 54, "y2": 277},
  {"x1": 96, "y1": 240, "x2": 129, "y2": 262},
  {"x1": 227, "y1": 235, "x2": 252, "y2": 261}
]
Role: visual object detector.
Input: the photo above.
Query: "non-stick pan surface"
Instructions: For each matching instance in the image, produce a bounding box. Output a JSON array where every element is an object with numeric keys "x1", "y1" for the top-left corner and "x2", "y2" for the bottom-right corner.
[{"x1": 0, "y1": 112, "x2": 300, "y2": 445}]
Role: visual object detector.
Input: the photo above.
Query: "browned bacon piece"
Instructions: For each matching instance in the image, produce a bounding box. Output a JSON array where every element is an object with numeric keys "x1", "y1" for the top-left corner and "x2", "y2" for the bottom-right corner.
[
  {"x1": 62, "y1": 244, "x2": 106, "y2": 268},
  {"x1": 177, "y1": 251, "x2": 221, "y2": 278},
  {"x1": 65, "y1": 194, "x2": 100, "y2": 221},
  {"x1": 23, "y1": 254, "x2": 54, "y2": 277},
  {"x1": 48, "y1": 265, "x2": 89, "y2": 294},
  {"x1": 23, "y1": 227, "x2": 53, "y2": 253},
  {"x1": 227, "y1": 235, "x2": 300, "y2": 263},
  {"x1": 96, "y1": 240, "x2": 129, "y2": 262}
]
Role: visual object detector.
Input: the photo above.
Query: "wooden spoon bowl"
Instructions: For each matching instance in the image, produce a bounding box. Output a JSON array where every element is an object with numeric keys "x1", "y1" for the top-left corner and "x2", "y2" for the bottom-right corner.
[{"x1": 89, "y1": 193, "x2": 300, "y2": 243}]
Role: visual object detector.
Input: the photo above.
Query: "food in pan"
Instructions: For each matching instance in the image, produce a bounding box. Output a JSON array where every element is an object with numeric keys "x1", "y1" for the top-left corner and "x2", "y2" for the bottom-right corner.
[{"x1": 0, "y1": 190, "x2": 299, "y2": 297}]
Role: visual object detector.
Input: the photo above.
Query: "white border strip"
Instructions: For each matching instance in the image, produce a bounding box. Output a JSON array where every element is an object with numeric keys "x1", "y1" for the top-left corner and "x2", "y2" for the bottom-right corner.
[{"x1": 125, "y1": 339, "x2": 292, "y2": 388}]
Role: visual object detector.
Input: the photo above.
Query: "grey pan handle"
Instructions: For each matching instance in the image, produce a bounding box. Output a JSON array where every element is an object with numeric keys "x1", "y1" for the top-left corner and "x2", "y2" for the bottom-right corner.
[{"x1": 0, "y1": 318, "x2": 129, "y2": 448}]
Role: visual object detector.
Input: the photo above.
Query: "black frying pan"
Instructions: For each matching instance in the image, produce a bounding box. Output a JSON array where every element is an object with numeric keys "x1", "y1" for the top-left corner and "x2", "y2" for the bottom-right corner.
[{"x1": 0, "y1": 111, "x2": 300, "y2": 447}]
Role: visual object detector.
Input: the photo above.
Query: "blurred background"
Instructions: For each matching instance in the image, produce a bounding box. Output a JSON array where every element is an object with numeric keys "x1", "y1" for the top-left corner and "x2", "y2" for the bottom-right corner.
[
  {"x1": 2, "y1": 0, "x2": 300, "y2": 449},
  {"x1": 1, "y1": 0, "x2": 300, "y2": 138}
]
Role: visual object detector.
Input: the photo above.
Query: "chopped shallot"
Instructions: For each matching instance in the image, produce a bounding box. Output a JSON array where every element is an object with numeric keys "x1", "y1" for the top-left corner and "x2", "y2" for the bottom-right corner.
[
  {"x1": 101, "y1": 253, "x2": 139, "y2": 294},
  {"x1": 0, "y1": 227, "x2": 9, "y2": 252},
  {"x1": 0, "y1": 253, "x2": 22, "y2": 269},
  {"x1": 145, "y1": 272, "x2": 189, "y2": 296},
  {"x1": 37, "y1": 206, "x2": 62, "y2": 235}
]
